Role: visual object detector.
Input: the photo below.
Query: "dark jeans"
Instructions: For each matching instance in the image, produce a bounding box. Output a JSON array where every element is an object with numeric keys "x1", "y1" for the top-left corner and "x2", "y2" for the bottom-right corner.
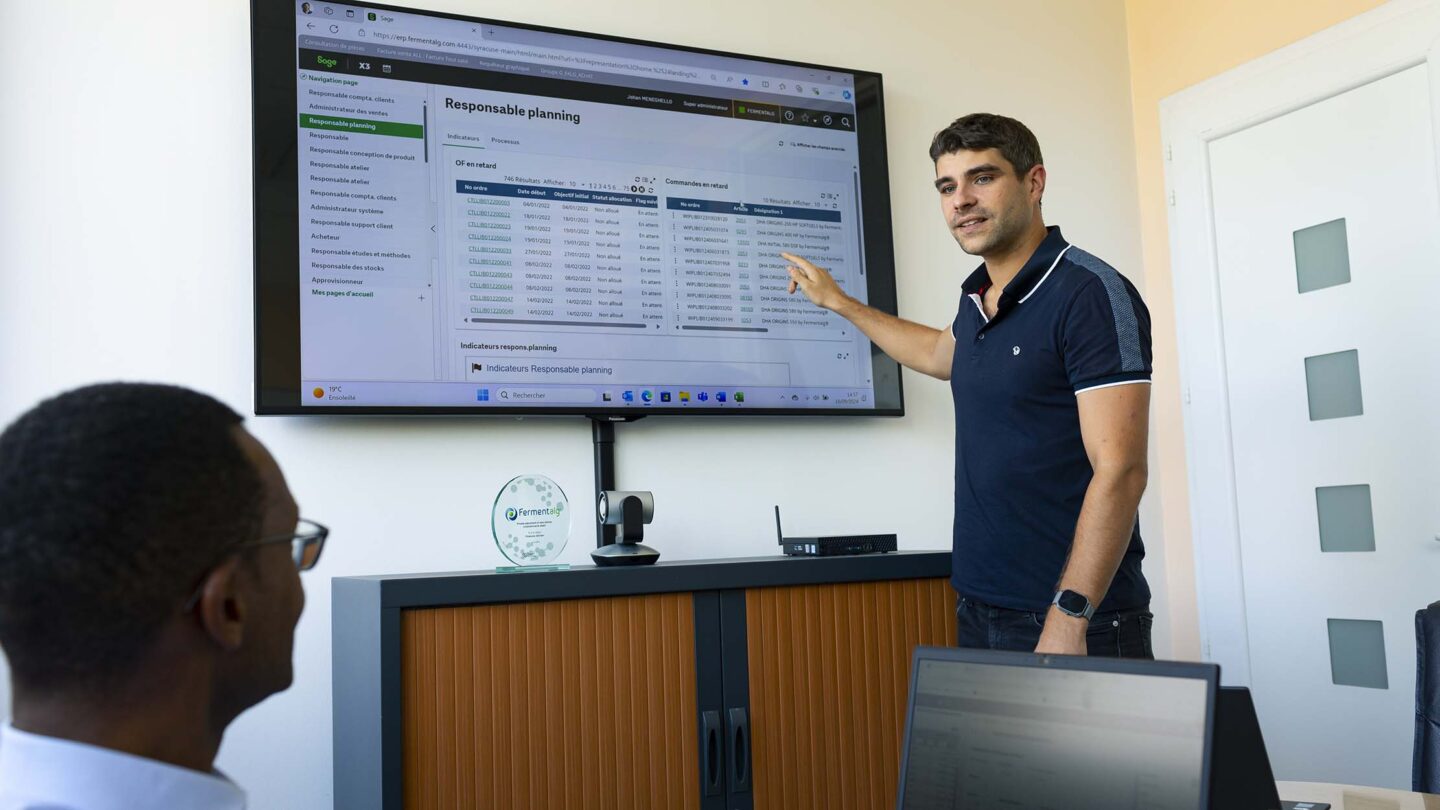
[{"x1": 955, "y1": 595, "x2": 1154, "y2": 658}]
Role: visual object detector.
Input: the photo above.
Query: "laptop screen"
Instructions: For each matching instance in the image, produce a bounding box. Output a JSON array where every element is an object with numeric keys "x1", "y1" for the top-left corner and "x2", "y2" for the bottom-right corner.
[{"x1": 897, "y1": 648, "x2": 1217, "y2": 810}]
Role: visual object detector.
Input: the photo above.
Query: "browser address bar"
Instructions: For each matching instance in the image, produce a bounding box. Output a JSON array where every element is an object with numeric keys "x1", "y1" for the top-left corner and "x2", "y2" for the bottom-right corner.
[{"x1": 368, "y1": 29, "x2": 701, "y2": 82}]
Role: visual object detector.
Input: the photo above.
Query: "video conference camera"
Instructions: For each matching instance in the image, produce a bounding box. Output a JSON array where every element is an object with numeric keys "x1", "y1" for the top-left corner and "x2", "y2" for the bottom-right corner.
[{"x1": 591, "y1": 490, "x2": 659, "y2": 566}]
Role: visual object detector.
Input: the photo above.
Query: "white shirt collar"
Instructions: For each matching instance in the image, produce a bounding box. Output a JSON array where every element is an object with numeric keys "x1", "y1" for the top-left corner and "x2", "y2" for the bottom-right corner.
[{"x1": 0, "y1": 723, "x2": 246, "y2": 810}]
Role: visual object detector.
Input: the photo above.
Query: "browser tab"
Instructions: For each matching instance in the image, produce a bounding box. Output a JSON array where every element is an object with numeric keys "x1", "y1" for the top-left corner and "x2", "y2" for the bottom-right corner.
[{"x1": 733, "y1": 100, "x2": 780, "y2": 123}]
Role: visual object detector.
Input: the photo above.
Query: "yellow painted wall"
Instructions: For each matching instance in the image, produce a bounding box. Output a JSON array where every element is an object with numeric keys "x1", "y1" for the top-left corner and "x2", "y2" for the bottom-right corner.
[{"x1": 1123, "y1": 0, "x2": 1389, "y2": 658}]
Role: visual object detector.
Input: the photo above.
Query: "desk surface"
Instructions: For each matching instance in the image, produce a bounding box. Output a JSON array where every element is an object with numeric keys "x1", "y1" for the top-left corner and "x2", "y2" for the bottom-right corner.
[{"x1": 1279, "y1": 781, "x2": 1440, "y2": 808}]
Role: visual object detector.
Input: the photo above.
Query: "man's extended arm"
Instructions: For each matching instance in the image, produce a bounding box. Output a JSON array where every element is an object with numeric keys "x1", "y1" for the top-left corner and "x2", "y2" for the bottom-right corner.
[
  {"x1": 1034, "y1": 382, "x2": 1151, "y2": 655},
  {"x1": 782, "y1": 252, "x2": 954, "y2": 379}
]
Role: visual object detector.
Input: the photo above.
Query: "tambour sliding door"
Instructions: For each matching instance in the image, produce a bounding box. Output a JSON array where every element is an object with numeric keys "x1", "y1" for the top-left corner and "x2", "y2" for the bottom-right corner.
[
  {"x1": 737, "y1": 578, "x2": 957, "y2": 810},
  {"x1": 400, "y1": 593, "x2": 701, "y2": 810}
]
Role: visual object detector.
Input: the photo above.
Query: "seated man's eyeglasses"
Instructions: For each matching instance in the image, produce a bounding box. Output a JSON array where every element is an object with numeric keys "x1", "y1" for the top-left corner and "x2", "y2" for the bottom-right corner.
[
  {"x1": 258, "y1": 518, "x2": 329, "y2": 572},
  {"x1": 182, "y1": 519, "x2": 328, "y2": 611}
]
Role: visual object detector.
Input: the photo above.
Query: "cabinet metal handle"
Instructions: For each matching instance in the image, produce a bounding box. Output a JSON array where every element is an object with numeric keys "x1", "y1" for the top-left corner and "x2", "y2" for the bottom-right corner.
[
  {"x1": 727, "y1": 707, "x2": 751, "y2": 793},
  {"x1": 701, "y1": 710, "x2": 723, "y2": 796}
]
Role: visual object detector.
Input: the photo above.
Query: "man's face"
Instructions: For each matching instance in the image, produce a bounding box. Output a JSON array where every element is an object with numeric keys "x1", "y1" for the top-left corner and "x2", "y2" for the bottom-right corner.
[
  {"x1": 933, "y1": 148, "x2": 1042, "y2": 257},
  {"x1": 230, "y1": 427, "x2": 305, "y2": 704}
]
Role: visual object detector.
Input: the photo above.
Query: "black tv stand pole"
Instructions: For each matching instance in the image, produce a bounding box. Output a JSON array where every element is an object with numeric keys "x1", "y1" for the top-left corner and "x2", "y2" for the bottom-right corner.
[{"x1": 589, "y1": 415, "x2": 643, "y2": 548}]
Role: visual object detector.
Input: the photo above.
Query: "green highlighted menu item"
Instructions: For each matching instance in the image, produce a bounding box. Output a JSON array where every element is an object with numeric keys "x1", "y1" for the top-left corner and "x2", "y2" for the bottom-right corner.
[{"x1": 299, "y1": 114, "x2": 422, "y2": 139}]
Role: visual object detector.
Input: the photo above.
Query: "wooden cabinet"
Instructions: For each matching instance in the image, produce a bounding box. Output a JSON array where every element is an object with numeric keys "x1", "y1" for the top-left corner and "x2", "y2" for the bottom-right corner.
[
  {"x1": 743, "y1": 579, "x2": 955, "y2": 810},
  {"x1": 400, "y1": 594, "x2": 700, "y2": 809},
  {"x1": 333, "y1": 553, "x2": 953, "y2": 810}
]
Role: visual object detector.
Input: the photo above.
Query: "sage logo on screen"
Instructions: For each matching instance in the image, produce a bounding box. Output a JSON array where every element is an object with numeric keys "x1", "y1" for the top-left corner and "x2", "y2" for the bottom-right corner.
[{"x1": 505, "y1": 507, "x2": 519, "y2": 521}]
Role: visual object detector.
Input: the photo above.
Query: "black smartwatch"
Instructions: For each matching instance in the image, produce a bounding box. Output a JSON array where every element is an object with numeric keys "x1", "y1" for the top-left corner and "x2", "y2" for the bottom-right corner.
[{"x1": 1052, "y1": 589, "x2": 1095, "y2": 620}]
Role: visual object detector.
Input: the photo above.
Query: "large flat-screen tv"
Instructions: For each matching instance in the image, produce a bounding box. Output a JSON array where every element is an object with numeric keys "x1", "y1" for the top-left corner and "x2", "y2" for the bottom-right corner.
[{"x1": 252, "y1": 1, "x2": 903, "y2": 416}]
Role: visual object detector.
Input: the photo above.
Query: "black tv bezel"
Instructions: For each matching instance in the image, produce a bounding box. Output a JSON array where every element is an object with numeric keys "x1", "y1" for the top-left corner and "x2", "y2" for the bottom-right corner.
[{"x1": 252, "y1": 0, "x2": 904, "y2": 417}]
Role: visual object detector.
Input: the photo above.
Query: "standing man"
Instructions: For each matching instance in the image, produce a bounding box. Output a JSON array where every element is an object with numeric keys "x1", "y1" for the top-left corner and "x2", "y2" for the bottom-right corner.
[
  {"x1": 0, "y1": 383, "x2": 328, "y2": 808},
  {"x1": 783, "y1": 113, "x2": 1153, "y2": 657}
]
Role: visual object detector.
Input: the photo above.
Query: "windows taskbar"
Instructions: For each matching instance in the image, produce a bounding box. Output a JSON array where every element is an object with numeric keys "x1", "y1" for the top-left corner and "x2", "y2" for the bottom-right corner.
[{"x1": 300, "y1": 381, "x2": 876, "y2": 408}]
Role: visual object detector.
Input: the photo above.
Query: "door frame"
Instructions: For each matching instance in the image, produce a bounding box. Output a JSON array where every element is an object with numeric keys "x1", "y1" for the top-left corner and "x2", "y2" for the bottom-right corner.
[{"x1": 1161, "y1": 0, "x2": 1440, "y2": 683}]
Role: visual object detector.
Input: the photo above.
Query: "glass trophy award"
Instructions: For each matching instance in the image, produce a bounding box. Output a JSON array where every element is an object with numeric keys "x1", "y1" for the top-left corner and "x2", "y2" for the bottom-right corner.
[{"x1": 491, "y1": 474, "x2": 571, "y2": 572}]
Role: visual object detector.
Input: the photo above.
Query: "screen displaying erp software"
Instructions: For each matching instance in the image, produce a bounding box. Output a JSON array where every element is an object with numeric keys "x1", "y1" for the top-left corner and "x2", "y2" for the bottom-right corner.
[{"x1": 277, "y1": 2, "x2": 899, "y2": 413}]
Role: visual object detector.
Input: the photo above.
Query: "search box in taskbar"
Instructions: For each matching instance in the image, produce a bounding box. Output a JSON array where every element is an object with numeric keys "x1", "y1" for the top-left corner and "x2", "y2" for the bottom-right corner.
[{"x1": 495, "y1": 388, "x2": 599, "y2": 404}]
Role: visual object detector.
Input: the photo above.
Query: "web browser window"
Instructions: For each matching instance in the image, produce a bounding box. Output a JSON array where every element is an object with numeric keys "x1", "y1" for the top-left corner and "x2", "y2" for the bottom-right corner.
[{"x1": 293, "y1": 2, "x2": 878, "y2": 409}]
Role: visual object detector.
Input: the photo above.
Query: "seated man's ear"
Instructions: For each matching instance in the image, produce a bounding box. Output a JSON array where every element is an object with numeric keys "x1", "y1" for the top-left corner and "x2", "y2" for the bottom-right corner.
[{"x1": 195, "y1": 557, "x2": 247, "y2": 652}]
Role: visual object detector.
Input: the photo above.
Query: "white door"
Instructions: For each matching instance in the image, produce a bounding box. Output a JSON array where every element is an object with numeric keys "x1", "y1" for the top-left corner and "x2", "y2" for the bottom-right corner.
[{"x1": 1206, "y1": 63, "x2": 1440, "y2": 788}]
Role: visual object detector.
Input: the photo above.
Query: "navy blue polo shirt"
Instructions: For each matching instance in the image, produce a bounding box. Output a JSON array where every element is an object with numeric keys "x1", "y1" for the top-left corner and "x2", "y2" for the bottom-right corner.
[{"x1": 949, "y1": 226, "x2": 1152, "y2": 613}]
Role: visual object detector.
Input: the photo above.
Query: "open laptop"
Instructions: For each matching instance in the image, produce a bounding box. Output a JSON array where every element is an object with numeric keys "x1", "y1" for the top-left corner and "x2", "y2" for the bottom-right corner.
[
  {"x1": 896, "y1": 646, "x2": 1220, "y2": 810},
  {"x1": 1212, "y1": 686, "x2": 1328, "y2": 810}
]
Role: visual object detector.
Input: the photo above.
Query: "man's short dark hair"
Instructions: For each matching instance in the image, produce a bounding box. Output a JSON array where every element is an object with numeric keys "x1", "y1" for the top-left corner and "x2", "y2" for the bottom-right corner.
[
  {"x1": 928, "y1": 113, "x2": 1044, "y2": 175},
  {"x1": 0, "y1": 383, "x2": 265, "y2": 690}
]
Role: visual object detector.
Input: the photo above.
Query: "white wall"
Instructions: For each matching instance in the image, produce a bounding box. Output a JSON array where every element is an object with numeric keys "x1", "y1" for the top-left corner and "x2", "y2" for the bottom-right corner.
[{"x1": 0, "y1": 1, "x2": 1150, "y2": 807}]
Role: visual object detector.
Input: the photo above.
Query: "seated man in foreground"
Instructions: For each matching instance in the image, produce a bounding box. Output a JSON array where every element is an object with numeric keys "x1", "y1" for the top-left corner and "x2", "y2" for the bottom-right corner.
[{"x1": 0, "y1": 383, "x2": 327, "y2": 809}]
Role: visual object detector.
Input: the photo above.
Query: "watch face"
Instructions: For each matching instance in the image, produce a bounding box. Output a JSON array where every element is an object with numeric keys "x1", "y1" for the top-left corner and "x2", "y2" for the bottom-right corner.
[{"x1": 1057, "y1": 590, "x2": 1089, "y2": 615}]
